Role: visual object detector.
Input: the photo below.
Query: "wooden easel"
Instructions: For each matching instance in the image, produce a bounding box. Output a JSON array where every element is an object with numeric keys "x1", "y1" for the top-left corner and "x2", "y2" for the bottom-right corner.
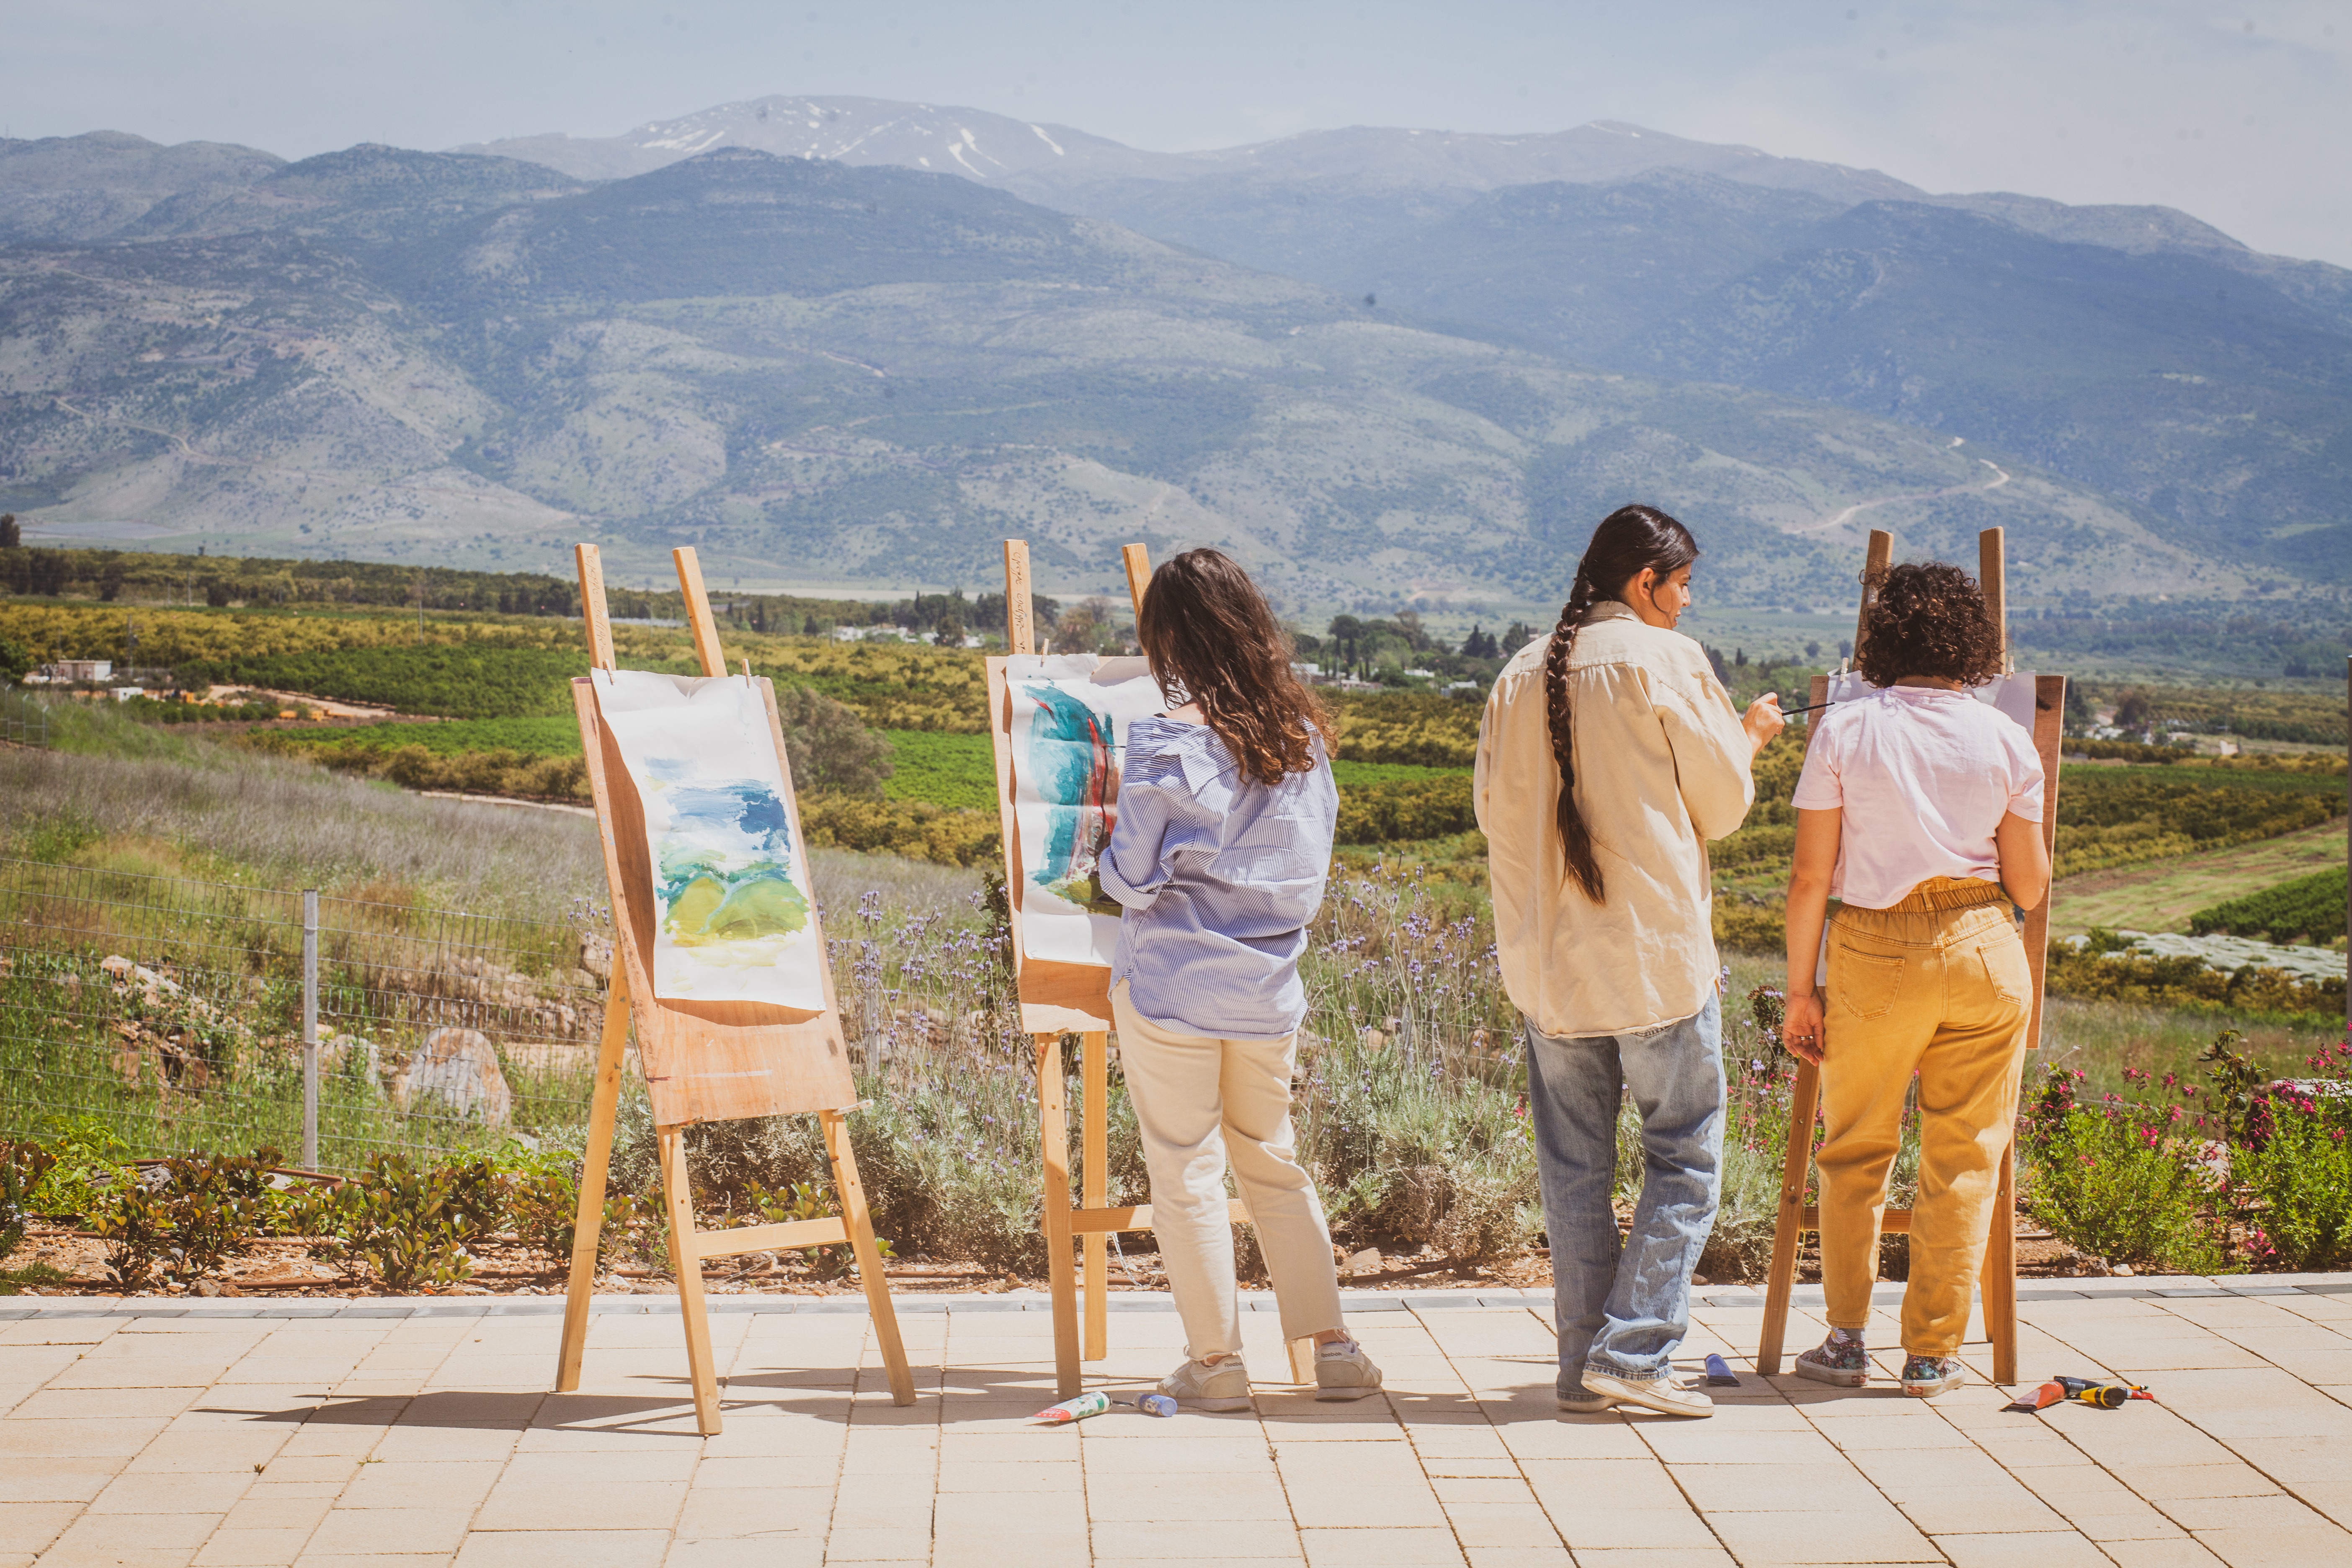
[
  {"x1": 1756, "y1": 527, "x2": 2065, "y2": 1388},
  {"x1": 994, "y1": 539, "x2": 1318, "y2": 1398},
  {"x1": 552, "y1": 543, "x2": 913, "y2": 1434}
]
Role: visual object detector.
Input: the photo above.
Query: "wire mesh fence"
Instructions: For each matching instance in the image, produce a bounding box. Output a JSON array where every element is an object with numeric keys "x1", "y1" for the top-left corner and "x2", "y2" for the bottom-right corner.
[
  {"x1": 0, "y1": 856, "x2": 605, "y2": 1173},
  {"x1": 1, "y1": 690, "x2": 50, "y2": 748}
]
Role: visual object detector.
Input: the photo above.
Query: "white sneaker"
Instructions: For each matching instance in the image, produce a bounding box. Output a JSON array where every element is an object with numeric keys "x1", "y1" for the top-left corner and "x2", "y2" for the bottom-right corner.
[
  {"x1": 1159, "y1": 1354, "x2": 1252, "y2": 1412},
  {"x1": 1313, "y1": 1338, "x2": 1383, "y2": 1402},
  {"x1": 1556, "y1": 1389, "x2": 1620, "y2": 1414},
  {"x1": 1581, "y1": 1369, "x2": 1713, "y2": 1418}
]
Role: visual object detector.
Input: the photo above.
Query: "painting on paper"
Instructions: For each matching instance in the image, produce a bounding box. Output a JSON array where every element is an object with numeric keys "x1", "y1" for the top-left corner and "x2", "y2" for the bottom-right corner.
[
  {"x1": 1006, "y1": 654, "x2": 1165, "y2": 966},
  {"x1": 592, "y1": 670, "x2": 828, "y2": 1011},
  {"x1": 1822, "y1": 668, "x2": 2037, "y2": 732}
]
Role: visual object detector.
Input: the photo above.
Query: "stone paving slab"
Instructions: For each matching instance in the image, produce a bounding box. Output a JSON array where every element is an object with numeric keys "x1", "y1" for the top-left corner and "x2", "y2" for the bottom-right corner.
[{"x1": 3, "y1": 1279, "x2": 2349, "y2": 1565}]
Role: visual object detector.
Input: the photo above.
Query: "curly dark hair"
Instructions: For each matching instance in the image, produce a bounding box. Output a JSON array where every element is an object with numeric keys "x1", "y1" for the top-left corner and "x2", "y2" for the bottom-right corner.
[{"x1": 1855, "y1": 561, "x2": 2005, "y2": 687}]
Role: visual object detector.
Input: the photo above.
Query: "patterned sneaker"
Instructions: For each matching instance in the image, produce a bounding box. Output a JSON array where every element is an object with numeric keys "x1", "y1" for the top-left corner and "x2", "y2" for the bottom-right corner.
[
  {"x1": 1795, "y1": 1331, "x2": 1871, "y2": 1388},
  {"x1": 1159, "y1": 1354, "x2": 1252, "y2": 1412},
  {"x1": 1313, "y1": 1338, "x2": 1383, "y2": 1401},
  {"x1": 1901, "y1": 1355, "x2": 1965, "y2": 1398}
]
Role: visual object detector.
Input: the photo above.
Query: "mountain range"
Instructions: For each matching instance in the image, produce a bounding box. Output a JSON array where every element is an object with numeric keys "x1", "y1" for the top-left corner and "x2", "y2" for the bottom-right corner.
[{"x1": 2, "y1": 96, "x2": 2346, "y2": 611}]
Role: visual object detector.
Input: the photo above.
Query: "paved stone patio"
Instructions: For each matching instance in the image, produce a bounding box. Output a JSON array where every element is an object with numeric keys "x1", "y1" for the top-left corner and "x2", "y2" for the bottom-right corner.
[{"x1": 4, "y1": 1275, "x2": 2349, "y2": 1568}]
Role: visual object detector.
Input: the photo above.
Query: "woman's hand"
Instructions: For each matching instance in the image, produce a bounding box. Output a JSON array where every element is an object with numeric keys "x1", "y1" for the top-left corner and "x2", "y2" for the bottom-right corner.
[
  {"x1": 1741, "y1": 693, "x2": 1786, "y2": 756},
  {"x1": 1782, "y1": 991, "x2": 1826, "y2": 1065}
]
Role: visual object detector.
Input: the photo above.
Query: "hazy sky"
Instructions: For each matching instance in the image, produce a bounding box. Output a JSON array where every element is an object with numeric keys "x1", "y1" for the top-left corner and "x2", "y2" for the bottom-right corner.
[{"x1": 8, "y1": 0, "x2": 2349, "y2": 265}]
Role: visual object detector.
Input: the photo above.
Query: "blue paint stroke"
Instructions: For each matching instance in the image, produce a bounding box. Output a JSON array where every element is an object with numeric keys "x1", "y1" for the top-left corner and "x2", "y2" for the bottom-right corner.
[{"x1": 1020, "y1": 683, "x2": 1121, "y2": 915}]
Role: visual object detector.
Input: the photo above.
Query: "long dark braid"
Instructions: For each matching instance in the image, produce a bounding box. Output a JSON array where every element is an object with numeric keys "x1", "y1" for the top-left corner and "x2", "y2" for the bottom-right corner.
[{"x1": 1542, "y1": 503, "x2": 1701, "y2": 903}]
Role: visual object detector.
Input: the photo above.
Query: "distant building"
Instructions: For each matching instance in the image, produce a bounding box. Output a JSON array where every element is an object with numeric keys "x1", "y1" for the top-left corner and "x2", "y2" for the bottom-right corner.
[{"x1": 32, "y1": 660, "x2": 113, "y2": 683}]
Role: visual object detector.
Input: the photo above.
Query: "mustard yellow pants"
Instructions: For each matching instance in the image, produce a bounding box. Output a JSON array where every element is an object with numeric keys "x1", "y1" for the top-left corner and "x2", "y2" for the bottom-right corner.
[{"x1": 1818, "y1": 877, "x2": 2031, "y2": 1357}]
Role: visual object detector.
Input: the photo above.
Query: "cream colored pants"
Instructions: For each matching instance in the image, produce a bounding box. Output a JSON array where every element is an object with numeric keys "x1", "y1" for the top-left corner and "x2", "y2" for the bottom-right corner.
[
  {"x1": 1818, "y1": 878, "x2": 2031, "y2": 1357},
  {"x1": 1111, "y1": 982, "x2": 1344, "y2": 1358}
]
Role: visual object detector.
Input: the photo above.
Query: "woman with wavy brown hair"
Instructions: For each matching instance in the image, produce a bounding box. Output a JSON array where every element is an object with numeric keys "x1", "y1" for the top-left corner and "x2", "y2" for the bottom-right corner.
[
  {"x1": 1101, "y1": 547, "x2": 1379, "y2": 1410},
  {"x1": 1477, "y1": 504, "x2": 1783, "y2": 1418},
  {"x1": 1781, "y1": 561, "x2": 2050, "y2": 1398}
]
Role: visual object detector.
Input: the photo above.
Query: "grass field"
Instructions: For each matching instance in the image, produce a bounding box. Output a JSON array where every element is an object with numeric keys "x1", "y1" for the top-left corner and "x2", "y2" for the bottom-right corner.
[{"x1": 2049, "y1": 820, "x2": 2348, "y2": 938}]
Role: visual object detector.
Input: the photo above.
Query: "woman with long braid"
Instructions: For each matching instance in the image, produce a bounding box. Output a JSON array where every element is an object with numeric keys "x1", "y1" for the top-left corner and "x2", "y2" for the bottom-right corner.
[{"x1": 1475, "y1": 505, "x2": 1783, "y2": 1417}]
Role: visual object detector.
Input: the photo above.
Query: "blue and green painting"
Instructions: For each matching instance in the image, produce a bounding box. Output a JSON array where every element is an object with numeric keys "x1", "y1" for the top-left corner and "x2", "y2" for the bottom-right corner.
[
  {"x1": 1020, "y1": 683, "x2": 1123, "y2": 916},
  {"x1": 649, "y1": 777, "x2": 813, "y2": 948}
]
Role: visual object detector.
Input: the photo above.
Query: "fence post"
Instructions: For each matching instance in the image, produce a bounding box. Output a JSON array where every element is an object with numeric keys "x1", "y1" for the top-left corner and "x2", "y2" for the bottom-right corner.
[{"x1": 302, "y1": 890, "x2": 320, "y2": 1171}]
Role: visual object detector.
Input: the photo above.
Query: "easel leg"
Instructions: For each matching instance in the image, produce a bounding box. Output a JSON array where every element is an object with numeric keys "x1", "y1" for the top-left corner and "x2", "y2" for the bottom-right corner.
[
  {"x1": 1082, "y1": 1031, "x2": 1109, "y2": 1362},
  {"x1": 1037, "y1": 1033, "x2": 1081, "y2": 1399},
  {"x1": 1758, "y1": 1059, "x2": 1822, "y2": 1376},
  {"x1": 556, "y1": 968, "x2": 630, "y2": 1393},
  {"x1": 823, "y1": 1107, "x2": 916, "y2": 1407},
  {"x1": 1985, "y1": 1144, "x2": 2019, "y2": 1385},
  {"x1": 656, "y1": 1122, "x2": 724, "y2": 1436}
]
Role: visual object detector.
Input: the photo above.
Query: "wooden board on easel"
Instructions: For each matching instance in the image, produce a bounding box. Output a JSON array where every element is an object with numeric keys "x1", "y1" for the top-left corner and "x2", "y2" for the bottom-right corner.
[
  {"x1": 1754, "y1": 526, "x2": 2065, "y2": 1387},
  {"x1": 552, "y1": 543, "x2": 913, "y2": 1434},
  {"x1": 993, "y1": 538, "x2": 1312, "y2": 1399}
]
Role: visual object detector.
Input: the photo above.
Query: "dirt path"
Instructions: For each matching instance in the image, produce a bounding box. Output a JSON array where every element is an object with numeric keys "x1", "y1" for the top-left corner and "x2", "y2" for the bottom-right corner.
[{"x1": 1791, "y1": 456, "x2": 2011, "y2": 538}]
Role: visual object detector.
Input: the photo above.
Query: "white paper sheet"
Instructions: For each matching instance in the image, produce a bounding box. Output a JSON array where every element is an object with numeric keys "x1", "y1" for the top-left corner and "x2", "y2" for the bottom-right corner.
[
  {"x1": 1821, "y1": 669, "x2": 2038, "y2": 732},
  {"x1": 593, "y1": 669, "x2": 827, "y2": 1009},
  {"x1": 1004, "y1": 654, "x2": 1166, "y2": 967}
]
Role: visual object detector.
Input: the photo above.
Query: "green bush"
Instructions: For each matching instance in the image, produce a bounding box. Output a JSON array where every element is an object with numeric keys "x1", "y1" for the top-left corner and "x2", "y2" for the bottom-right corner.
[
  {"x1": 2234, "y1": 1091, "x2": 2352, "y2": 1271},
  {"x1": 1334, "y1": 773, "x2": 1478, "y2": 846},
  {"x1": 2046, "y1": 936, "x2": 2344, "y2": 1021},
  {"x1": 307, "y1": 1153, "x2": 511, "y2": 1291},
  {"x1": 85, "y1": 1148, "x2": 282, "y2": 1286},
  {"x1": 25, "y1": 1116, "x2": 132, "y2": 1222},
  {"x1": 0, "y1": 1140, "x2": 58, "y2": 1264},
  {"x1": 2021, "y1": 1065, "x2": 2230, "y2": 1273},
  {"x1": 799, "y1": 797, "x2": 1001, "y2": 867}
]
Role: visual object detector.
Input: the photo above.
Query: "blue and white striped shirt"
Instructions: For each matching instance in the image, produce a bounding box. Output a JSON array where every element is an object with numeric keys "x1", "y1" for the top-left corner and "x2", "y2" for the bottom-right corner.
[{"x1": 1101, "y1": 715, "x2": 1338, "y2": 1041}]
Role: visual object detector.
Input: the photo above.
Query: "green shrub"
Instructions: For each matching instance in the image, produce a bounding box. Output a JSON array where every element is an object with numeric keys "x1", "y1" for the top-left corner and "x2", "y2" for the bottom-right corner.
[
  {"x1": 89, "y1": 1180, "x2": 175, "y2": 1288},
  {"x1": 309, "y1": 1153, "x2": 511, "y2": 1292},
  {"x1": 2234, "y1": 1090, "x2": 2352, "y2": 1271},
  {"x1": 799, "y1": 797, "x2": 1001, "y2": 867},
  {"x1": 84, "y1": 1148, "x2": 282, "y2": 1286},
  {"x1": 24, "y1": 1115, "x2": 131, "y2": 1221},
  {"x1": 2046, "y1": 937, "x2": 2344, "y2": 1021},
  {"x1": 0, "y1": 1140, "x2": 58, "y2": 1264},
  {"x1": 1334, "y1": 774, "x2": 1478, "y2": 846},
  {"x1": 2022, "y1": 1072, "x2": 2229, "y2": 1273},
  {"x1": 508, "y1": 1167, "x2": 642, "y2": 1274}
]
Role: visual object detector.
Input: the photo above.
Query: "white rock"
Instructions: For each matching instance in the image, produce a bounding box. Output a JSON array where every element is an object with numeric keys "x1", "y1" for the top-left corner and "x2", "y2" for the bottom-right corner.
[{"x1": 393, "y1": 1028, "x2": 513, "y2": 1127}]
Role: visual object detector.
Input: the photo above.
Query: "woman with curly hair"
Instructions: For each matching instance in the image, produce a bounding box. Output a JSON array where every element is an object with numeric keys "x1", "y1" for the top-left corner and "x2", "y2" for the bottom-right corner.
[
  {"x1": 1103, "y1": 547, "x2": 1380, "y2": 1410},
  {"x1": 1477, "y1": 504, "x2": 1784, "y2": 1418},
  {"x1": 1781, "y1": 561, "x2": 2051, "y2": 1398}
]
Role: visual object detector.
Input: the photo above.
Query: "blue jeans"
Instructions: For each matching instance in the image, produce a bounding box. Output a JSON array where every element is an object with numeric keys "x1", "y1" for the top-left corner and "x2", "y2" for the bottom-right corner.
[{"x1": 1524, "y1": 993, "x2": 1723, "y2": 1391}]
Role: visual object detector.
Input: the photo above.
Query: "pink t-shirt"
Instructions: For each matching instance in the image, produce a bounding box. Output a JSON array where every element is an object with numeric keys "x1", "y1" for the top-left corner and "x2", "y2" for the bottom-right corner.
[{"x1": 1790, "y1": 685, "x2": 2045, "y2": 910}]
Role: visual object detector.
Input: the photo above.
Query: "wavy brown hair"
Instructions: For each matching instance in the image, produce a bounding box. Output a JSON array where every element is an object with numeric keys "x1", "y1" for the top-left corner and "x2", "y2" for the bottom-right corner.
[
  {"x1": 1854, "y1": 561, "x2": 2005, "y2": 688},
  {"x1": 1545, "y1": 504, "x2": 1700, "y2": 903},
  {"x1": 1136, "y1": 548, "x2": 1333, "y2": 787}
]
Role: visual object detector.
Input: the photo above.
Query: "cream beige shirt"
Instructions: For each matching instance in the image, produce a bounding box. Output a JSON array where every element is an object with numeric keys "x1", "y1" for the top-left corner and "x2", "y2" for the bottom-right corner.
[{"x1": 1474, "y1": 601, "x2": 1756, "y2": 1038}]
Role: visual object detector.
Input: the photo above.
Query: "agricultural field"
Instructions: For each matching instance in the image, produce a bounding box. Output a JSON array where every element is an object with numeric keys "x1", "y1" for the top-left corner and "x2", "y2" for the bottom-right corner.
[
  {"x1": 2190, "y1": 864, "x2": 2349, "y2": 946},
  {"x1": 2050, "y1": 823, "x2": 2346, "y2": 939}
]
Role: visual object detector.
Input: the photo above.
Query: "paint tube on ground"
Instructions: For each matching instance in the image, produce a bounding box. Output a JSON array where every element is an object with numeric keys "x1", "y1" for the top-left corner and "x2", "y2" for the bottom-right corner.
[
  {"x1": 2002, "y1": 1382, "x2": 2066, "y2": 1413},
  {"x1": 2055, "y1": 1377, "x2": 2150, "y2": 1408},
  {"x1": 1130, "y1": 1394, "x2": 1178, "y2": 1417},
  {"x1": 1702, "y1": 1354, "x2": 1741, "y2": 1387},
  {"x1": 1034, "y1": 1392, "x2": 1113, "y2": 1424}
]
